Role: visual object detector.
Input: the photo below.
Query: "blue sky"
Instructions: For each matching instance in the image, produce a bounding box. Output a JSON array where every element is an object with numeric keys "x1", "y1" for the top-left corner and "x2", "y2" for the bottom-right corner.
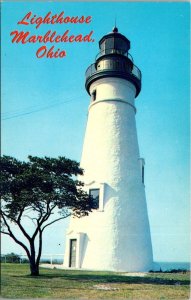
[{"x1": 1, "y1": 2, "x2": 190, "y2": 263}]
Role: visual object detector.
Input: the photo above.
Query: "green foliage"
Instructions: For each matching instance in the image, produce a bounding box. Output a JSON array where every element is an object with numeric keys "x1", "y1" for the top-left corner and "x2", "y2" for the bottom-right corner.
[
  {"x1": 2, "y1": 253, "x2": 20, "y2": 263},
  {"x1": 0, "y1": 155, "x2": 92, "y2": 275},
  {"x1": 0, "y1": 155, "x2": 91, "y2": 219},
  {"x1": 150, "y1": 269, "x2": 188, "y2": 274}
]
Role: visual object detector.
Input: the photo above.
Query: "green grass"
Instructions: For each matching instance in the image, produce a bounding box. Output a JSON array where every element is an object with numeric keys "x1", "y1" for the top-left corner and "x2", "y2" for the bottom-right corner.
[{"x1": 1, "y1": 263, "x2": 190, "y2": 299}]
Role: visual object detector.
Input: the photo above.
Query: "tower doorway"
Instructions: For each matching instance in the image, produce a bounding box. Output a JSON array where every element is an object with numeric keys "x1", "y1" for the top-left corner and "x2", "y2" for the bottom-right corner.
[{"x1": 69, "y1": 239, "x2": 77, "y2": 267}]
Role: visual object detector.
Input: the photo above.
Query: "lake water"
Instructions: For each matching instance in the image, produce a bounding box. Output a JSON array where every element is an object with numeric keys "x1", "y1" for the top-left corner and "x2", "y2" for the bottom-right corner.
[
  {"x1": 44, "y1": 259, "x2": 190, "y2": 271},
  {"x1": 155, "y1": 261, "x2": 190, "y2": 271}
]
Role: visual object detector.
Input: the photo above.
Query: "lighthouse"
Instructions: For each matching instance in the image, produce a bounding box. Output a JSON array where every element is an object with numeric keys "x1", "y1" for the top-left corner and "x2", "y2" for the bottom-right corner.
[{"x1": 64, "y1": 27, "x2": 153, "y2": 272}]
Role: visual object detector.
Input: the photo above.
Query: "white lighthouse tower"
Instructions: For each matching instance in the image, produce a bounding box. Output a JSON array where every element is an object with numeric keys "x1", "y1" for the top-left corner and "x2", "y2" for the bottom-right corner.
[{"x1": 64, "y1": 27, "x2": 153, "y2": 272}]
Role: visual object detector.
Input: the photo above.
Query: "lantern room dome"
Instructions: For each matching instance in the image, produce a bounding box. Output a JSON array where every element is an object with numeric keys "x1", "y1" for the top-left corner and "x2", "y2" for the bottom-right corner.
[
  {"x1": 98, "y1": 27, "x2": 130, "y2": 57},
  {"x1": 85, "y1": 28, "x2": 141, "y2": 97}
]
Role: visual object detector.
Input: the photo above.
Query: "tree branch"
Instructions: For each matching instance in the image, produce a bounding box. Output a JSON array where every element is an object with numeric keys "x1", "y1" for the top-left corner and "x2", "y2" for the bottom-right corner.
[
  {"x1": 16, "y1": 218, "x2": 32, "y2": 241},
  {"x1": 30, "y1": 201, "x2": 54, "y2": 241},
  {"x1": 36, "y1": 228, "x2": 42, "y2": 266},
  {"x1": 1, "y1": 207, "x2": 38, "y2": 243},
  {"x1": 31, "y1": 209, "x2": 51, "y2": 241},
  {"x1": 23, "y1": 215, "x2": 37, "y2": 226},
  {"x1": 17, "y1": 207, "x2": 24, "y2": 222},
  {"x1": 1, "y1": 231, "x2": 11, "y2": 236},
  {"x1": 1, "y1": 210, "x2": 17, "y2": 223},
  {"x1": 16, "y1": 208, "x2": 32, "y2": 241},
  {"x1": 42, "y1": 214, "x2": 71, "y2": 232},
  {"x1": 1, "y1": 213, "x2": 31, "y2": 259}
]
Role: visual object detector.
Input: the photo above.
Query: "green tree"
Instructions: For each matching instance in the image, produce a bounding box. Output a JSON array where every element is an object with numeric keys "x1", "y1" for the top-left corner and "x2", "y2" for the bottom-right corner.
[
  {"x1": 0, "y1": 155, "x2": 92, "y2": 276},
  {"x1": 3, "y1": 252, "x2": 20, "y2": 263}
]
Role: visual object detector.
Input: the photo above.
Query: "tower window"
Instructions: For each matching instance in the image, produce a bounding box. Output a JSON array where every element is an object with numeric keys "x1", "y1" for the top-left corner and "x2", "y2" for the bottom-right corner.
[
  {"x1": 89, "y1": 188, "x2": 99, "y2": 209},
  {"x1": 92, "y1": 90, "x2": 96, "y2": 101},
  {"x1": 115, "y1": 60, "x2": 120, "y2": 69},
  {"x1": 138, "y1": 158, "x2": 145, "y2": 184},
  {"x1": 142, "y1": 165, "x2": 144, "y2": 184}
]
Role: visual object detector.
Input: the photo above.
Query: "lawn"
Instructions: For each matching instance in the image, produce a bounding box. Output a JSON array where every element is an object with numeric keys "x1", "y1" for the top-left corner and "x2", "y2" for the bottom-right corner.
[{"x1": 1, "y1": 263, "x2": 190, "y2": 299}]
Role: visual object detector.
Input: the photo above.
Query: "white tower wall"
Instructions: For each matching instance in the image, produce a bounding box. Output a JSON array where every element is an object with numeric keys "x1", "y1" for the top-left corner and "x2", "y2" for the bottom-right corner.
[{"x1": 64, "y1": 77, "x2": 153, "y2": 272}]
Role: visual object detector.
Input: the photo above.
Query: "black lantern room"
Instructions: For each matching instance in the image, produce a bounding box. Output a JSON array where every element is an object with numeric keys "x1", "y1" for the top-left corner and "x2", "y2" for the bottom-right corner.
[{"x1": 85, "y1": 27, "x2": 141, "y2": 97}]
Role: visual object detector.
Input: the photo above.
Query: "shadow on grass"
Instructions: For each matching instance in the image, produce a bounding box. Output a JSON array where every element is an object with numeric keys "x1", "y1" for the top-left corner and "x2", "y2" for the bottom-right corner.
[{"x1": 17, "y1": 271, "x2": 190, "y2": 286}]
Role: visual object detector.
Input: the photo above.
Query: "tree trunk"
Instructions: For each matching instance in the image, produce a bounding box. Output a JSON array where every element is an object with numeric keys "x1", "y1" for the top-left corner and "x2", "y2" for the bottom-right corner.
[
  {"x1": 30, "y1": 260, "x2": 39, "y2": 276},
  {"x1": 30, "y1": 240, "x2": 39, "y2": 276}
]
